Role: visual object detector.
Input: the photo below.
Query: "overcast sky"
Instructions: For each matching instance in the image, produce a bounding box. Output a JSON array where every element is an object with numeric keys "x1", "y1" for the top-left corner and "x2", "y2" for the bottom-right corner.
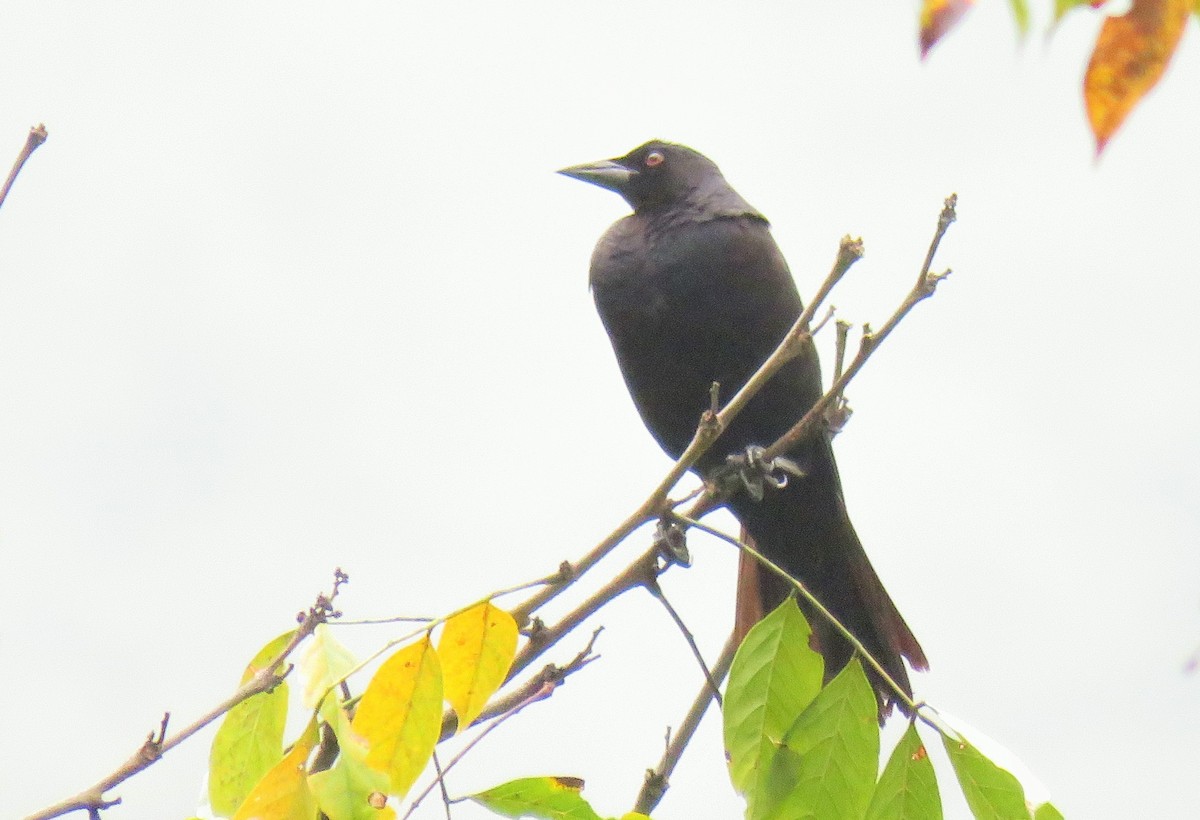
[{"x1": 3, "y1": 3, "x2": 1199, "y2": 819}]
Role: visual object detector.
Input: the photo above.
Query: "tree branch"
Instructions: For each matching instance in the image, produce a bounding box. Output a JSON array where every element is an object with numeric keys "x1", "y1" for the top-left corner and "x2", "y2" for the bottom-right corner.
[
  {"x1": 413, "y1": 631, "x2": 602, "y2": 818},
  {"x1": 0, "y1": 123, "x2": 47, "y2": 211},
  {"x1": 24, "y1": 570, "x2": 347, "y2": 820},
  {"x1": 633, "y1": 632, "x2": 739, "y2": 815},
  {"x1": 510, "y1": 237, "x2": 865, "y2": 629}
]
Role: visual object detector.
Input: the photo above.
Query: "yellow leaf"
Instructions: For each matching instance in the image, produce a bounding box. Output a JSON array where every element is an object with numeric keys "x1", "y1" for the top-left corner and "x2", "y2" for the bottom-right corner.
[
  {"x1": 233, "y1": 717, "x2": 319, "y2": 820},
  {"x1": 1084, "y1": 0, "x2": 1191, "y2": 154},
  {"x1": 209, "y1": 630, "x2": 296, "y2": 817},
  {"x1": 437, "y1": 602, "x2": 518, "y2": 732},
  {"x1": 351, "y1": 637, "x2": 443, "y2": 798}
]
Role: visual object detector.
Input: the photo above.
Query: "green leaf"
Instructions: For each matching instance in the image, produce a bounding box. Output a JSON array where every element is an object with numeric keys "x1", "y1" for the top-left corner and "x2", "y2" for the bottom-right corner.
[
  {"x1": 1033, "y1": 803, "x2": 1064, "y2": 820},
  {"x1": 724, "y1": 598, "x2": 824, "y2": 803},
  {"x1": 866, "y1": 723, "x2": 942, "y2": 820},
  {"x1": 942, "y1": 734, "x2": 1029, "y2": 820},
  {"x1": 1008, "y1": 0, "x2": 1030, "y2": 36},
  {"x1": 766, "y1": 659, "x2": 879, "y2": 820},
  {"x1": 309, "y1": 710, "x2": 393, "y2": 820},
  {"x1": 467, "y1": 776, "x2": 603, "y2": 820},
  {"x1": 209, "y1": 631, "x2": 296, "y2": 817},
  {"x1": 300, "y1": 623, "x2": 359, "y2": 724},
  {"x1": 309, "y1": 752, "x2": 394, "y2": 820}
]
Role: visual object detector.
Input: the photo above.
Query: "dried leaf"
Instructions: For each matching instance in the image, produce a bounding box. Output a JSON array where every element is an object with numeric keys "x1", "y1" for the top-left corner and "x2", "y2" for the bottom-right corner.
[{"x1": 1084, "y1": 0, "x2": 1191, "y2": 153}]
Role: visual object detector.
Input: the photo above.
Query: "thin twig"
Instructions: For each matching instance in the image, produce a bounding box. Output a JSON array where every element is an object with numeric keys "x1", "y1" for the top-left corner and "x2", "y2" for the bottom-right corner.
[
  {"x1": 439, "y1": 628, "x2": 603, "y2": 740},
  {"x1": 762, "y1": 196, "x2": 955, "y2": 462},
  {"x1": 645, "y1": 581, "x2": 722, "y2": 706},
  {"x1": 0, "y1": 123, "x2": 47, "y2": 210},
  {"x1": 638, "y1": 237, "x2": 864, "y2": 513},
  {"x1": 405, "y1": 683, "x2": 556, "y2": 819},
  {"x1": 832, "y1": 319, "x2": 850, "y2": 385},
  {"x1": 431, "y1": 751, "x2": 452, "y2": 820},
  {"x1": 633, "y1": 633, "x2": 739, "y2": 815},
  {"x1": 433, "y1": 538, "x2": 654, "y2": 744},
  {"x1": 335, "y1": 615, "x2": 436, "y2": 625},
  {"x1": 328, "y1": 571, "x2": 566, "y2": 713},
  {"x1": 25, "y1": 570, "x2": 346, "y2": 820},
  {"x1": 508, "y1": 550, "x2": 655, "y2": 683},
  {"x1": 410, "y1": 632, "x2": 602, "y2": 819}
]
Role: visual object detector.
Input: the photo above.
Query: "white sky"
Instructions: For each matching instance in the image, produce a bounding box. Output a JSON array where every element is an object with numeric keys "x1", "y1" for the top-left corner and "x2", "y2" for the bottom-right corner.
[{"x1": 3, "y1": 3, "x2": 1199, "y2": 819}]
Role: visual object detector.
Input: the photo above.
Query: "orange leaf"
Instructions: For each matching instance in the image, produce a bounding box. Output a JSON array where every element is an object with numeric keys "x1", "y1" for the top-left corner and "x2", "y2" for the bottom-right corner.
[
  {"x1": 919, "y1": 0, "x2": 977, "y2": 59},
  {"x1": 351, "y1": 637, "x2": 443, "y2": 798},
  {"x1": 1084, "y1": 0, "x2": 1191, "y2": 154},
  {"x1": 437, "y1": 602, "x2": 518, "y2": 732}
]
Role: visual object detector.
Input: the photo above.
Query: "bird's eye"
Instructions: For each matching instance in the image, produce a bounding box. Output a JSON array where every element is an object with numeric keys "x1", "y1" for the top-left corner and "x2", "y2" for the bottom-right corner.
[{"x1": 644, "y1": 150, "x2": 665, "y2": 168}]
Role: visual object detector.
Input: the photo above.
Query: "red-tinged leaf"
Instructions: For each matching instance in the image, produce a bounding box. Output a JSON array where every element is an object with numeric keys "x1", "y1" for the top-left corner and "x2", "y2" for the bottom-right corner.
[
  {"x1": 467, "y1": 776, "x2": 603, "y2": 820},
  {"x1": 1084, "y1": 0, "x2": 1191, "y2": 154},
  {"x1": 437, "y1": 601, "x2": 518, "y2": 732},
  {"x1": 209, "y1": 631, "x2": 296, "y2": 817},
  {"x1": 351, "y1": 636, "x2": 443, "y2": 798},
  {"x1": 232, "y1": 717, "x2": 319, "y2": 820},
  {"x1": 919, "y1": 0, "x2": 977, "y2": 59}
]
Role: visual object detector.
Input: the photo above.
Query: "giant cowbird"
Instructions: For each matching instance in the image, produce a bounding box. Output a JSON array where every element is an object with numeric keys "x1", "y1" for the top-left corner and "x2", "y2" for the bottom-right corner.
[{"x1": 560, "y1": 140, "x2": 926, "y2": 714}]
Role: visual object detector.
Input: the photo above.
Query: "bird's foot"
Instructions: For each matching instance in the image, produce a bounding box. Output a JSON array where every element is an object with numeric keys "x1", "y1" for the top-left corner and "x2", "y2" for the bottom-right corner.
[
  {"x1": 715, "y1": 445, "x2": 805, "y2": 503},
  {"x1": 653, "y1": 518, "x2": 691, "y2": 568}
]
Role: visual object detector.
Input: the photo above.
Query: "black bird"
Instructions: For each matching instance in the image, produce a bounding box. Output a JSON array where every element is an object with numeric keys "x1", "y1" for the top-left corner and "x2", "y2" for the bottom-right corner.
[{"x1": 559, "y1": 140, "x2": 926, "y2": 714}]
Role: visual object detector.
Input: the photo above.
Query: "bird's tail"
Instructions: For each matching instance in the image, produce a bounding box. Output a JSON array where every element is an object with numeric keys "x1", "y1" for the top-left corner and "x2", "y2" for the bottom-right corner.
[{"x1": 731, "y1": 514, "x2": 926, "y2": 720}]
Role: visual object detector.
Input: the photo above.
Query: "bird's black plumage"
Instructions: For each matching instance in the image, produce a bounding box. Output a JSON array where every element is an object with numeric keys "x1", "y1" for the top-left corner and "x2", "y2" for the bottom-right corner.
[{"x1": 560, "y1": 141, "x2": 926, "y2": 714}]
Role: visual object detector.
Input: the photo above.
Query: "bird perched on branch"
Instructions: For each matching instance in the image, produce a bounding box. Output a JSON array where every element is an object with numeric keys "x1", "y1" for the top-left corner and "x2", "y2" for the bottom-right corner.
[{"x1": 559, "y1": 140, "x2": 926, "y2": 715}]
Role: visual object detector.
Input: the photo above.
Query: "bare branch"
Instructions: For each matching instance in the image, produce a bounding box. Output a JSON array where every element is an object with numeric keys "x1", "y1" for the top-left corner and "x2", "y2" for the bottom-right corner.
[
  {"x1": 0, "y1": 123, "x2": 47, "y2": 211},
  {"x1": 633, "y1": 632, "x2": 739, "y2": 815},
  {"x1": 645, "y1": 581, "x2": 722, "y2": 706},
  {"x1": 24, "y1": 570, "x2": 346, "y2": 820},
  {"x1": 409, "y1": 631, "x2": 602, "y2": 819},
  {"x1": 761, "y1": 195, "x2": 955, "y2": 461}
]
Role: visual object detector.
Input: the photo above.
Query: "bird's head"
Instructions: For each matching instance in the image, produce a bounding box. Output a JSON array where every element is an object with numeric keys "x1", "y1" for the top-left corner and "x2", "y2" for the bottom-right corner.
[{"x1": 557, "y1": 140, "x2": 727, "y2": 212}]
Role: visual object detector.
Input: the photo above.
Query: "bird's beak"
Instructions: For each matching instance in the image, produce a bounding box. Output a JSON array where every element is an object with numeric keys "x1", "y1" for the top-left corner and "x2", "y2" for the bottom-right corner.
[{"x1": 556, "y1": 159, "x2": 634, "y2": 192}]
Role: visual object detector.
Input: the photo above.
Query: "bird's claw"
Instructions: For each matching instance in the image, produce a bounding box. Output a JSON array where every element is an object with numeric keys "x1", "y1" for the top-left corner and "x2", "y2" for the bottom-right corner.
[
  {"x1": 654, "y1": 519, "x2": 691, "y2": 568},
  {"x1": 719, "y1": 445, "x2": 805, "y2": 502}
]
